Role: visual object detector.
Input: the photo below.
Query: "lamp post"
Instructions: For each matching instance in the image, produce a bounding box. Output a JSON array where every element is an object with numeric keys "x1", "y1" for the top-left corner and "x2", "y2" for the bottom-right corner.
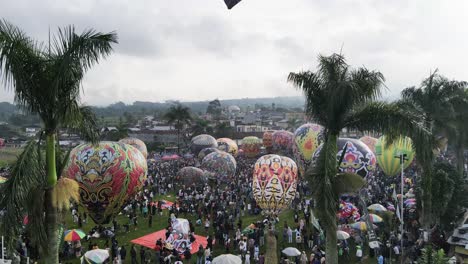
[{"x1": 395, "y1": 153, "x2": 407, "y2": 264}]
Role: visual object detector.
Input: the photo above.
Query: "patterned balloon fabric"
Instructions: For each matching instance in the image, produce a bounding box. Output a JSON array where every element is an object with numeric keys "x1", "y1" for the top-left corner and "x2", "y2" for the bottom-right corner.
[
  {"x1": 216, "y1": 138, "x2": 238, "y2": 157},
  {"x1": 292, "y1": 123, "x2": 325, "y2": 176},
  {"x1": 271, "y1": 130, "x2": 294, "y2": 156},
  {"x1": 338, "y1": 201, "x2": 361, "y2": 222},
  {"x1": 190, "y1": 134, "x2": 218, "y2": 156},
  {"x1": 252, "y1": 155, "x2": 298, "y2": 216},
  {"x1": 241, "y1": 136, "x2": 263, "y2": 158},
  {"x1": 66, "y1": 142, "x2": 147, "y2": 224},
  {"x1": 177, "y1": 166, "x2": 207, "y2": 187},
  {"x1": 118, "y1": 137, "x2": 148, "y2": 159},
  {"x1": 313, "y1": 138, "x2": 377, "y2": 179},
  {"x1": 359, "y1": 136, "x2": 378, "y2": 154},
  {"x1": 198, "y1": 147, "x2": 221, "y2": 160},
  {"x1": 262, "y1": 130, "x2": 275, "y2": 153},
  {"x1": 201, "y1": 151, "x2": 237, "y2": 183},
  {"x1": 375, "y1": 136, "x2": 414, "y2": 176}
]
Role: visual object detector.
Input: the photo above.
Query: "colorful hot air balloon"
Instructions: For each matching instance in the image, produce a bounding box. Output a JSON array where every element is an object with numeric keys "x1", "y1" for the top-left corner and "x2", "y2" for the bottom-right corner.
[
  {"x1": 198, "y1": 147, "x2": 221, "y2": 160},
  {"x1": 252, "y1": 155, "x2": 298, "y2": 215},
  {"x1": 177, "y1": 167, "x2": 207, "y2": 187},
  {"x1": 242, "y1": 136, "x2": 262, "y2": 158},
  {"x1": 313, "y1": 138, "x2": 377, "y2": 178},
  {"x1": 217, "y1": 138, "x2": 238, "y2": 157},
  {"x1": 65, "y1": 142, "x2": 147, "y2": 224},
  {"x1": 272, "y1": 131, "x2": 294, "y2": 156},
  {"x1": 191, "y1": 134, "x2": 218, "y2": 156},
  {"x1": 201, "y1": 151, "x2": 237, "y2": 182},
  {"x1": 119, "y1": 137, "x2": 148, "y2": 159},
  {"x1": 292, "y1": 124, "x2": 325, "y2": 175},
  {"x1": 359, "y1": 136, "x2": 378, "y2": 154},
  {"x1": 262, "y1": 130, "x2": 275, "y2": 153},
  {"x1": 375, "y1": 136, "x2": 414, "y2": 176}
]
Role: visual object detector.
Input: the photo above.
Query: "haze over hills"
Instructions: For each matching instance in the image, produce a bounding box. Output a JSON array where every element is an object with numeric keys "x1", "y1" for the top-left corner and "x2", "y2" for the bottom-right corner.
[{"x1": 0, "y1": 96, "x2": 306, "y2": 122}]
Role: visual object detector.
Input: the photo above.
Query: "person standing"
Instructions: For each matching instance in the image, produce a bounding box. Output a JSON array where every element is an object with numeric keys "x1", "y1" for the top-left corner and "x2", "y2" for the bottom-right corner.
[
  {"x1": 120, "y1": 245, "x2": 126, "y2": 263},
  {"x1": 130, "y1": 245, "x2": 137, "y2": 264},
  {"x1": 196, "y1": 245, "x2": 204, "y2": 264},
  {"x1": 148, "y1": 214, "x2": 153, "y2": 228},
  {"x1": 356, "y1": 245, "x2": 363, "y2": 263}
]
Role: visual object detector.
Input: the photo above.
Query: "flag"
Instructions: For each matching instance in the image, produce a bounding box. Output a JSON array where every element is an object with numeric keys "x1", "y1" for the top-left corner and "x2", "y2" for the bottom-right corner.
[
  {"x1": 393, "y1": 187, "x2": 402, "y2": 223},
  {"x1": 224, "y1": 0, "x2": 242, "y2": 9},
  {"x1": 310, "y1": 210, "x2": 322, "y2": 232}
]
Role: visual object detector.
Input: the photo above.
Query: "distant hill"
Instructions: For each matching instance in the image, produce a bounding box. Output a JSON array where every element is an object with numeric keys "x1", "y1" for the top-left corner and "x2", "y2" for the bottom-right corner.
[{"x1": 0, "y1": 96, "x2": 306, "y2": 122}]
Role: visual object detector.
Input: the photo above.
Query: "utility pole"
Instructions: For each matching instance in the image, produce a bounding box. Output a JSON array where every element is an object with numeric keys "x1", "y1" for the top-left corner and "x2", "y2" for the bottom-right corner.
[{"x1": 395, "y1": 153, "x2": 408, "y2": 264}]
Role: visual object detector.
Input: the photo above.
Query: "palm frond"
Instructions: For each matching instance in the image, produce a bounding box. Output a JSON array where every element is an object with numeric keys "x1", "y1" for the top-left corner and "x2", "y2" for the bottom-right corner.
[
  {"x1": 332, "y1": 173, "x2": 366, "y2": 195},
  {"x1": 62, "y1": 104, "x2": 100, "y2": 143},
  {"x1": 0, "y1": 140, "x2": 46, "y2": 250},
  {"x1": 344, "y1": 101, "x2": 434, "y2": 163}
]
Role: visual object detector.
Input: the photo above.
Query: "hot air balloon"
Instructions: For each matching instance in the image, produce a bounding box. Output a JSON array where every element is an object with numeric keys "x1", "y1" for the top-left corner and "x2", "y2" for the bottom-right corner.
[
  {"x1": 119, "y1": 137, "x2": 148, "y2": 159},
  {"x1": 252, "y1": 155, "x2": 298, "y2": 215},
  {"x1": 272, "y1": 131, "x2": 294, "y2": 156},
  {"x1": 198, "y1": 147, "x2": 221, "y2": 160},
  {"x1": 292, "y1": 123, "x2": 325, "y2": 175},
  {"x1": 359, "y1": 136, "x2": 378, "y2": 154},
  {"x1": 313, "y1": 138, "x2": 377, "y2": 178},
  {"x1": 177, "y1": 167, "x2": 207, "y2": 187},
  {"x1": 241, "y1": 136, "x2": 262, "y2": 158},
  {"x1": 201, "y1": 151, "x2": 237, "y2": 182},
  {"x1": 262, "y1": 130, "x2": 275, "y2": 153},
  {"x1": 191, "y1": 134, "x2": 218, "y2": 156},
  {"x1": 375, "y1": 136, "x2": 415, "y2": 176},
  {"x1": 217, "y1": 138, "x2": 238, "y2": 157},
  {"x1": 66, "y1": 142, "x2": 147, "y2": 224}
]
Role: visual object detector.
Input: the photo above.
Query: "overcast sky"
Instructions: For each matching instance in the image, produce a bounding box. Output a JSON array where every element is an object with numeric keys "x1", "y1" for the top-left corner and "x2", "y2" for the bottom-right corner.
[{"x1": 1, "y1": 0, "x2": 467, "y2": 106}]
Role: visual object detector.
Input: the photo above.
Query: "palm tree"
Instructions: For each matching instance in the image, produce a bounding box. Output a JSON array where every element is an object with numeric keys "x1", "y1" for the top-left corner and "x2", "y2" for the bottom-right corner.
[
  {"x1": 288, "y1": 53, "x2": 431, "y2": 264},
  {"x1": 401, "y1": 71, "x2": 467, "y2": 226},
  {"x1": 447, "y1": 87, "x2": 468, "y2": 177},
  {"x1": 164, "y1": 104, "x2": 192, "y2": 152},
  {"x1": 0, "y1": 20, "x2": 117, "y2": 262},
  {"x1": 190, "y1": 118, "x2": 213, "y2": 137}
]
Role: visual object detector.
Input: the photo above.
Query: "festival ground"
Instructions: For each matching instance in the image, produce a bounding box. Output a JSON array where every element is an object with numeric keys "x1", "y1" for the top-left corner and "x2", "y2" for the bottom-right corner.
[{"x1": 61, "y1": 193, "x2": 383, "y2": 264}]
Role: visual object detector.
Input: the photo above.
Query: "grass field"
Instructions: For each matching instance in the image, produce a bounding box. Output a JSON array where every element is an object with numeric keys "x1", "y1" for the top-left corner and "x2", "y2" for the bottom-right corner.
[
  {"x1": 60, "y1": 193, "x2": 384, "y2": 264},
  {"x1": 0, "y1": 147, "x2": 22, "y2": 167}
]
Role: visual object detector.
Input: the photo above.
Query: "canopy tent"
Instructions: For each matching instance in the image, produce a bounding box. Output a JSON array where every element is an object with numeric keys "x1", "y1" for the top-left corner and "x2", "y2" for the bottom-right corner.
[{"x1": 131, "y1": 230, "x2": 207, "y2": 255}]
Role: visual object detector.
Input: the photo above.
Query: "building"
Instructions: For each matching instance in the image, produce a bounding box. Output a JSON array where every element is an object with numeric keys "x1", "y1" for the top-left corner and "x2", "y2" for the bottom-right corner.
[
  {"x1": 25, "y1": 126, "x2": 40, "y2": 137},
  {"x1": 448, "y1": 212, "x2": 468, "y2": 263}
]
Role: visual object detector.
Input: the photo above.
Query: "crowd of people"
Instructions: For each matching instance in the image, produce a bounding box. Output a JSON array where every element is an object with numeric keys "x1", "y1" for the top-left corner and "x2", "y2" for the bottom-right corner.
[{"x1": 6, "y1": 148, "x2": 466, "y2": 264}]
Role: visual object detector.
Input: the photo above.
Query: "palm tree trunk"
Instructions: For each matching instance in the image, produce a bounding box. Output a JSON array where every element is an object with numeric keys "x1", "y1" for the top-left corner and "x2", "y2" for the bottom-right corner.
[
  {"x1": 325, "y1": 225, "x2": 338, "y2": 264},
  {"x1": 323, "y1": 134, "x2": 339, "y2": 264},
  {"x1": 265, "y1": 231, "x2": 277, "y2": 263},
  {"x1": 44, "y1": 189, "x2": 59, "y2": 263},
  {"x1": 420, "y1": 162, "x2": 432, "y2": 229},
  {"x1": 46, "y1": 133, "x2": 57, "y2": 187},
  {"x1": 455, "y1": 135, "x2": 465, "y2": 177}
]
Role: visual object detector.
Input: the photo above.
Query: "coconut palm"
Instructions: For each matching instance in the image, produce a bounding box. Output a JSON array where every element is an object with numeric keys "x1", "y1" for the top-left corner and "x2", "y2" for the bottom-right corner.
[
  {"x1": 0, "y1": 20, "x2": 117, "y2": 262},
  {"x1": 288, "y1": 53, "x2": 431, "y2": 264},
  {"x1": 401, "y1": 72, "x2": 467, "y2": 225},
  {"x1": 164, "y1": 104, "x2": 192, "y2": 152}
]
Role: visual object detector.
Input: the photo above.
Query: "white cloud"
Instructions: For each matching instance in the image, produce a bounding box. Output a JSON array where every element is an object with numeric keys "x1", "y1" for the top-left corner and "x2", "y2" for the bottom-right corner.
[{"x1": 1, "y1": 0, "x2": 467, "y2": 105}]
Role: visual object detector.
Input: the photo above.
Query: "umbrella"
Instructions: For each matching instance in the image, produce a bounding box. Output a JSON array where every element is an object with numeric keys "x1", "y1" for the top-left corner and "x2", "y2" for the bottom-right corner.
[
  {"x1": 83, "y1": 249, "x2": 109, "y2": 264},
  {"x1": 170, "y1": 154, "x2": 180, "y2": 160},
  {"x1": 162, "y1": 155, "x2": 171, "y2": 161},
  {"x1": 350, "y1": 221, "x2": 368, "y2": 231},
  {"x1": 0, "y1": 176, "x2": 7, "y2": 183},
  {"x1": 282, "y1": 247, "x2": 301, "y2": 257},
  {"x1": 212, "y1": 254, "x2": 242, "y2": 264},
  {"x1": 368, "y1": 214, "x2": 383, "y2": 223},
  {"x1": 337, "y1": 230, "x2": 350, "y2": 240},
  {"x1": 64, "y1": 229, "x2": 86, "y2": 241},
  {"x1": 368, "y1": 204, "x2": 387, "y2": 212}
]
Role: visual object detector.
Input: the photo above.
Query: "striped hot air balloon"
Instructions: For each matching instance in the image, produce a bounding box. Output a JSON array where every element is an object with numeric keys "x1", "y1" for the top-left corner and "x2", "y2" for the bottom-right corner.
[{"x1": 375, "y1": 136, "x2": 414, "y2": 176}]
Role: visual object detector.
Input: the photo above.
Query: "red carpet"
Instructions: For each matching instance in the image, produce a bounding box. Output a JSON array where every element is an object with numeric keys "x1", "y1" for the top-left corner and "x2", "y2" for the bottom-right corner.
[{"x1": 131, "y1": 230, "x2": 207, "y2": 254}]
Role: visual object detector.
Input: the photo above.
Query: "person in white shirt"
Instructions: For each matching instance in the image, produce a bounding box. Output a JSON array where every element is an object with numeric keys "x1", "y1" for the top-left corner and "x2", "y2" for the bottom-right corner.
[{"x1": 356, "y1": 245, "x2": 363, "y2": 262}]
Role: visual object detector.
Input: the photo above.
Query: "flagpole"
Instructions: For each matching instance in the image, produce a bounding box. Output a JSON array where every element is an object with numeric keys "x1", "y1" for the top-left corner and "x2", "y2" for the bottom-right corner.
[{"x1": 394, "y1": 153, "x2": 407, "y2": 264}]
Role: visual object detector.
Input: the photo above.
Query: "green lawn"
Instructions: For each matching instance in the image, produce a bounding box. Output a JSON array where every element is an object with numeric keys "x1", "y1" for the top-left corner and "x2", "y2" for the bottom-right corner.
[
  {"x1": 0, "y1": 147, "x2": 22, "y2": 167},
  {"x1": 60, "y1": 193, "x2": 386, "y2": 264}
]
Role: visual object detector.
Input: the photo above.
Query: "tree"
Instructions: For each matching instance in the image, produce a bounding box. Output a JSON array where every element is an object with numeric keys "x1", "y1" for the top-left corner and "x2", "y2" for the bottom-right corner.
[
  {"x1": 288, "y1": 53, "x2": 431, "y2": 264},
  {"x1": 402, "y1": 71, "x2": 466, "y2": 225},
  {"x1": 417, "y1": 246, "x2": 449, "y2": 264},
  {"x1": 0, "y1": 20, "x2": 117, "y2": 262},
  {"x1": 214, "y1": 122, "x2": 233, "y2": 138},
  {"x1": 206, "y1": 99, "x2": 222, "y2": 120},
  {"x1": 164, "y1": 104, "x2": 192, "y2": 152},
  {"x1": 190, "y1": 118, "x2": 213, "y2": 137}
]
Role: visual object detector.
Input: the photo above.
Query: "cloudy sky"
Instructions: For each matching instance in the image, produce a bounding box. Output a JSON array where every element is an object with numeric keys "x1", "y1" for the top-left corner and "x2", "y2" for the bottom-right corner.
[{"x1": 1, "y1": 0, "x2": 467, "y2": 106}]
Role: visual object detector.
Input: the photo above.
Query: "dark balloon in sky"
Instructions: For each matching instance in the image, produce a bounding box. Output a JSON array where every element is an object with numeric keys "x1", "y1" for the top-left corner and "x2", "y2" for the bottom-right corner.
[{"x1": 224, "y1": 0, "x2": 242, "y2": 9}]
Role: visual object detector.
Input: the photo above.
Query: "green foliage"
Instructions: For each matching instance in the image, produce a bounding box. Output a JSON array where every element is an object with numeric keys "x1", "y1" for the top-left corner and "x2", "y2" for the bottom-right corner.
[
  {"x1": 289, "y1": 53, "x2": 431, "y2": 264},
  {"x1": 206, "y1": 99, "x2": 222, "y2": 117},
  {"x1": 431, "y1": 161, "x2": 455, "y2": 222},
  {"x1": 417, "y1": 246, "x2": 449, "y2": 264}
]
